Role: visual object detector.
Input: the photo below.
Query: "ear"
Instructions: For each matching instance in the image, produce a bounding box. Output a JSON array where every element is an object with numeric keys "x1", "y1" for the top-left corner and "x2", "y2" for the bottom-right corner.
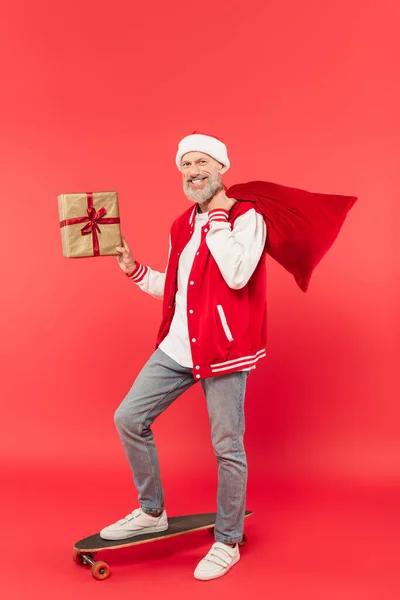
[{"x1": 219, "y1": 164, "x2": 229, "y2": 175}]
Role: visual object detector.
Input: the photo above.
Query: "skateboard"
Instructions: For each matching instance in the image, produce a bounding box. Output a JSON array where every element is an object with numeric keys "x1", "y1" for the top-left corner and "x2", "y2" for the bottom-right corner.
[{"x1": 73, "y1": 510, "x2": 253, "y2": 580}]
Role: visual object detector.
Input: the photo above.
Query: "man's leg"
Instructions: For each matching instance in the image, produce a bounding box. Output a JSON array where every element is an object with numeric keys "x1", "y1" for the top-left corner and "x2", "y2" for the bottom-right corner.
[
  {"x1": 201, "y1": 371, "x2": 249, "y2": 544},
  {"x1": 114, "y1": 348, "x2": 195, "y2": 515}
]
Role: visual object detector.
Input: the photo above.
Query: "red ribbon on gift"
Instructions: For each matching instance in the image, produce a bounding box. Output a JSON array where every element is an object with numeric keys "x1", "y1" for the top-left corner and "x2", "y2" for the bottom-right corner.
[{"x1": 60, "y1": 192, "x2": 120, "y2": 256}]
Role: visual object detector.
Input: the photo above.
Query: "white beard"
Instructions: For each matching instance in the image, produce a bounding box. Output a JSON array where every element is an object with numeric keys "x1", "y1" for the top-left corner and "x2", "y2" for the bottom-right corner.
[{"x1": 184, "y1": 174, "x2": 222, "y2": 204}]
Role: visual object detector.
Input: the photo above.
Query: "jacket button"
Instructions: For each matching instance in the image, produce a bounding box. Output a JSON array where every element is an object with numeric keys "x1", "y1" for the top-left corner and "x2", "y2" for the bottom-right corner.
[
  {"x1": 204, "y1": 228, "x2": 208, "y2": 233},
  {"x1": 189, "y1": 309, "x2": 194, "y2": 314},
  {"x1": 195, "y1": 365, "x2": 200, "y2": 370},
  {"x1": 196, "y1": 374, "x2": 201, "y2": 379},
  {"x1": 190, "y1": 281, "x2": 194, "y2": 285},
  {"x1": 192, "y1": 338, "x2": 197, "y2": 343}
]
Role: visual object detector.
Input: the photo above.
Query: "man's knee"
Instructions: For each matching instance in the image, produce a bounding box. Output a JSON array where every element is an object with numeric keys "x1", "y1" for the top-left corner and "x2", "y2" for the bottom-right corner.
[
  {"x1": 114, "y1": 404, "x2": 126, "y2": 430},
  {"x1": 114, "y1": 402, "x2": 140, "y2": 435},
  {"x1": 212, "y1": 431, "x2": 245, "y2": 461}
]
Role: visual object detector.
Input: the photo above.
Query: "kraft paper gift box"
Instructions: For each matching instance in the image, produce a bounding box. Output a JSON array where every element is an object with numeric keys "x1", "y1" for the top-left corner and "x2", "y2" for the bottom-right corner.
[{"x1": 58, "y1": 191, "x2": 122, "y2": 257}]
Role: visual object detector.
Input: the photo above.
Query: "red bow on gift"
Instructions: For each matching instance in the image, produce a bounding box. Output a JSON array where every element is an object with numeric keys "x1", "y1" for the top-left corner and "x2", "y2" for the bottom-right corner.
[
  {"x1": 80, "y1": 206, "x2": 108, "y2": 235},
  {"x1": 60, "y1": 193, "x2": 120, "y2": 256}
]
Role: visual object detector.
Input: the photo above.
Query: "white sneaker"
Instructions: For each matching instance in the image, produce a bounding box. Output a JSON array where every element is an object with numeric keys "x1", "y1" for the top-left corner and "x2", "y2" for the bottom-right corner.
[
  {"x1": 194, "y1": 542, "x2": 240, "y2": 581},
  {"x1": 100, "y1": 508, "x2": 168, "y2": 540}
]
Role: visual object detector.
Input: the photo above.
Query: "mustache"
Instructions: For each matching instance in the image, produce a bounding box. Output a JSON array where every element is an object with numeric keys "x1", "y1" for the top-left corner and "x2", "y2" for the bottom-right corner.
[{"x1": 186, "y1": 175, "x2": 209, "y2": 183}]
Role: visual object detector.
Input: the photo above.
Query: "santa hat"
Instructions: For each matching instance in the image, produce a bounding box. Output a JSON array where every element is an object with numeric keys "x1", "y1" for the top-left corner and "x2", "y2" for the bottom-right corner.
[{"x1": 176, "y1": 132, "x2": 230, "y2": 171}]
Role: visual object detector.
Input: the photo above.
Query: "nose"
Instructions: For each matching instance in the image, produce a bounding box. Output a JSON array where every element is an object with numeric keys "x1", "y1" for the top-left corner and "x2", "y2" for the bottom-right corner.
[{"x1": 188, "y1": 164, "x2": 200, "y2": 178}]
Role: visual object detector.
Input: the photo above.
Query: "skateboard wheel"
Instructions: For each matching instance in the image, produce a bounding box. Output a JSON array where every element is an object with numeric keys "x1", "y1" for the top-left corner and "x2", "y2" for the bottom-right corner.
[
  {"x1": 92, "y1": 561, "x2": 111, "y2": 581},
  {"x1": 72, "y1": 550, "x2": 85, "y2": 565}
]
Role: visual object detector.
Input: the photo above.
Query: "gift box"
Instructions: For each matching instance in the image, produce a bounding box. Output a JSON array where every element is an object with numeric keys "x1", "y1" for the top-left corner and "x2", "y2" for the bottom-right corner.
[{"x1": 58, "y1": 191, "x2": 121, "y2": 257}]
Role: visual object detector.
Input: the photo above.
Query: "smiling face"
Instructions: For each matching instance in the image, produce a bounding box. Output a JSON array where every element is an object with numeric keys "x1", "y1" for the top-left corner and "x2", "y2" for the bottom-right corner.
[{"x1": 181, "y1": 151, "x2": 228, "y2": 204}]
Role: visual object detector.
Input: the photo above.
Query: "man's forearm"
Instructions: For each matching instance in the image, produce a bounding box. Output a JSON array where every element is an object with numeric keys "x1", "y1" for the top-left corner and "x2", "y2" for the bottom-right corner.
[
  {"x1": 205, "y1": 209, "x2": 267, "y2": 290},
  {"x1": 126, "y1": 263, "x2": 166, "y2": 299}
]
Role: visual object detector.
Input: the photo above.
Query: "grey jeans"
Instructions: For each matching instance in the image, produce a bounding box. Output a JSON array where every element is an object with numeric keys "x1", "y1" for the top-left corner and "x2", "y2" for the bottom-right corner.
[{"x1": 114, "y1": 348, "x2": 249, "y2": 545}]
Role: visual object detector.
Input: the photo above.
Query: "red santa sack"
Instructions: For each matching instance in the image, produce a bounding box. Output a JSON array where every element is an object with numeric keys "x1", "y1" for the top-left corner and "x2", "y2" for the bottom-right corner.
[{"x1": 226, "y1": 180, "x2": 357, "y2": 292}]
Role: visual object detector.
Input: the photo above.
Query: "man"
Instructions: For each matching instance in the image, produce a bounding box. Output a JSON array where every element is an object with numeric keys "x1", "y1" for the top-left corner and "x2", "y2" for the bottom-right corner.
[{"x1": 101, "y1": 133, "x2": 267, "y2": 581}]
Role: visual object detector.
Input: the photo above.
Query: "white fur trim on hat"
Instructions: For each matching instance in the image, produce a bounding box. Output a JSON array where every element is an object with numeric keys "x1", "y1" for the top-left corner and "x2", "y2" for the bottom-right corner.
[{"x1": 176, "y1": 133, "x2": 230, "y2": 171}]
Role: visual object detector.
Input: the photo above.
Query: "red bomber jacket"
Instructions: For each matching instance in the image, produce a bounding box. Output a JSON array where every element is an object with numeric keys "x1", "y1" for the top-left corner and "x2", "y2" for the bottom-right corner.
[{"x1": 151, "y1": 200, "x2": 268, "y2": 379}]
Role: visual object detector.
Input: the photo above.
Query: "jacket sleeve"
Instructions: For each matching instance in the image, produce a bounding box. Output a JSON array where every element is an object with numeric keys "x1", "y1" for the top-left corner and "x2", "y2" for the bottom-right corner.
[
  {"x1": 205, "y1": 208, "x2": 267, "y2": 290},
  {"x1": 125, "y1": 236, "x2": 171, "y2": 300}
]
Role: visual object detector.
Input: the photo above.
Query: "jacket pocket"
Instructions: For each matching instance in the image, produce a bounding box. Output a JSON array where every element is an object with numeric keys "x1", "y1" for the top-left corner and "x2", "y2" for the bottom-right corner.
[{"x1": 216, "y1": 305, "x2": 234, "y2": 342}]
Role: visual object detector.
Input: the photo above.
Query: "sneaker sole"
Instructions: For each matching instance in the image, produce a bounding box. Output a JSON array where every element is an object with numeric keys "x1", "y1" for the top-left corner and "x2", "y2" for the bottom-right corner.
[{"x1": 99, "y1": 523, "x2": 169, "y2": 541}]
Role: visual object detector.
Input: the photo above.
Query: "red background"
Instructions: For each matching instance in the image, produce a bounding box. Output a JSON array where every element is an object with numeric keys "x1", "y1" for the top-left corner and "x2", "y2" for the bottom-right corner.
[{"x1": 1, "y1": 1, "x2": 399, "y2": 598}]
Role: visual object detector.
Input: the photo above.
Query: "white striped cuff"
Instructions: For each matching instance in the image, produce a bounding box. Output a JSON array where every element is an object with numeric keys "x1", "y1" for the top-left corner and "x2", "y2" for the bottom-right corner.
[
  {"x1": 208, "y1": 209, "x2": 230, "y2": 224},
  {"x1": 126, "y1": 263, "x2": 148, "y2": 283}
]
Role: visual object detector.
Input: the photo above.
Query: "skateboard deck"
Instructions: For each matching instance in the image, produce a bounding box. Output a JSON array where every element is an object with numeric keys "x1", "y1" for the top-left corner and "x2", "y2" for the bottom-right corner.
[{"x1": 73, "y1": 510, "x2": 253, "y2": 580}]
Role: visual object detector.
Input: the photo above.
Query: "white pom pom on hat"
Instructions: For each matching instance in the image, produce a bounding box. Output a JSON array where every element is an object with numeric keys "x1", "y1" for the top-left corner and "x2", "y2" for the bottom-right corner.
[{"x1": 176, "y1": 131, "x2": 230, "y2": 171}]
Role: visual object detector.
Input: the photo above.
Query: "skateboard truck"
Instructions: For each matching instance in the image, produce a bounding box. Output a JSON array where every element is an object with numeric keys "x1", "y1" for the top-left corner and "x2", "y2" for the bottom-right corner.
[{"x1": 73, "y1": 550, "x2": 111, "y2": 580}]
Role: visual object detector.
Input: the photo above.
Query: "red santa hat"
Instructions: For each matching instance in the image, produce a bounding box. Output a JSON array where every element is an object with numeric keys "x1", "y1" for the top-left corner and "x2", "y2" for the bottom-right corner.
[{"x1": 176, "y1": 132, "x2": 230, "y2": 171}]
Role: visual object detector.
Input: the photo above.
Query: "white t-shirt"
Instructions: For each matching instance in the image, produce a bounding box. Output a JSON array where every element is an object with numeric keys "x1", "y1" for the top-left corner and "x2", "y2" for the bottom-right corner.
[{"x1": 159, "y1": 211, "x2": 208, "y2": 367}]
